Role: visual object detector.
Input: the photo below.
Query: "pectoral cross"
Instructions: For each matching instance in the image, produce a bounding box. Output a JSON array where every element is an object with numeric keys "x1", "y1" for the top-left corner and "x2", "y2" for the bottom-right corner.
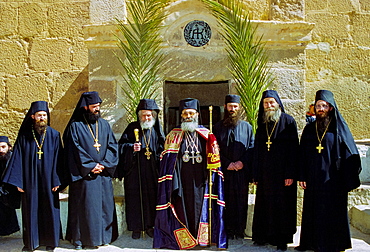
[
  {"x1": 266, "y1": 137, "x2": 272, "y2": 151},
  {"x1": 316, "y1": 143, "x2": 324, "y2": 153},
  {"x1": 189, "y1": 151, "x2": 197, "y2": 164},
  {"x1": 144, "y1": 147, "x2": 152, "y2": 160},
  {"x1": 36, "y1": 149, "x2": 43, "y2": 159},
  {"x1": 93, "y1": 139, "x2": 101, "y2": 153}
]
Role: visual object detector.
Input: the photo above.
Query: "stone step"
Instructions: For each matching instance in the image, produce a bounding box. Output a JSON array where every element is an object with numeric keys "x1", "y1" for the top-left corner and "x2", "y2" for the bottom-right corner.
[{"x1": 349, "y1": 205, "x2": 370, "y2": 235}]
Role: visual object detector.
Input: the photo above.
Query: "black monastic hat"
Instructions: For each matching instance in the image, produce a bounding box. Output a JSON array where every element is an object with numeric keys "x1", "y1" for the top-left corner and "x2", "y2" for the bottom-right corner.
[
  {"x1": 67, "y1": 91, "x2": 102, "y2": 123},
  {"x1": 0, "y1": 136, "x2": 10, "y2": 144},
  {"x1": 135, "y1": 99, "x2": 164, "y2": 138},
  {"x1": 179, "y1": 98, "x2": 200, "y2": 112},
  {"x1": 19, "y1": 101, "x2": 51, "y2": 133},
  {"x1": 225, "y1": 94, "x2": 240, "y2": 104}
]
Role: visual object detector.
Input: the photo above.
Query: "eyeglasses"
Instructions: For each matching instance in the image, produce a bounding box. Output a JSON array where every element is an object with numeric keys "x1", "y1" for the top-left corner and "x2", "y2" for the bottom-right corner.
[{"x1": 315, "y1": 104, "x2": 330, "y2": 109}]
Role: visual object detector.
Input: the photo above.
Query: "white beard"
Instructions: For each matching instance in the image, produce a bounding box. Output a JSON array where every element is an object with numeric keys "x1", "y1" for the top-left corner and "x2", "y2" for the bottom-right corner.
[
  {"x1": 140, "y1": 119, "x2": 155, "y2": 129},
  {"x1": 263, "y1": 107, "x2": 281, "y2": 123}
]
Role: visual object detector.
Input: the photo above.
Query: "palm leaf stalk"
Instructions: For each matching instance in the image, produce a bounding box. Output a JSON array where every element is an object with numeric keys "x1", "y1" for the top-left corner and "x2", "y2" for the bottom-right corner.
[
  {"x1": 115, "y1": 0, "x2": 169, "y2": 123},
  {"x1": 202, "y1": 0, "x2": 273, "y2": 132}
]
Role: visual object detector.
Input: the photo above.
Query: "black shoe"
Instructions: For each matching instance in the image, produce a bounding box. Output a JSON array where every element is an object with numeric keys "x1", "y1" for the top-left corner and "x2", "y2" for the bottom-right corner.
[
  {"x1": 146, "y1": 228, "x2": 154, "y2": 238},
  {"x1": 46, "y1": 246, "x2": 55, "y2": 251},
  {"x1": 22, "y1": 247, "x2": 33, "y2": 252},
  {"x1": 277, "y1": 244, "x2": 288, "y2": 251},
  {"x1": 235, "y1": 231, "x2": 246, "y2": 239},
  {"x1": 83, "y1": 246, "x2": 98, "y2": 249},
  {"x1": 253, "y1": 241, "x2": 267, "y2": 246},
  {"x1": 295, "y1": 245, "x2": 309, "y2": 251},
  {"x1": 132, "y1": 230, "x2": 141, "y2": 239}
]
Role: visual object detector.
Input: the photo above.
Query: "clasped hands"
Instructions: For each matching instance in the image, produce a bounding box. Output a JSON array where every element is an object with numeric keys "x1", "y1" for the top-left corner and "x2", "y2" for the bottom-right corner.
[
  {"x1": 91, "y1": 163, "x2": 105, "y2": 174},
  {"x1": 227, "y1": 161, "x2": 243, "y2": 171}
]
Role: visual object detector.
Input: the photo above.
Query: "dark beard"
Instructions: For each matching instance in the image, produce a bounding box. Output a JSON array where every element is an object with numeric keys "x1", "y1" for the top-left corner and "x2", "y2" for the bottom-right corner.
[
  {"x1": 223, "y1": 110, "x2": 240, "y2": 128},
  {"x1": 316, "y1": 114, "x2": 331, "y2": 133},
  {"x1": 0, "y1": 151, "x2": 11, "y2": 161},
  {"x1": 34, "y1": 120, "x2": 48, "y2": 135},
  {"x1": 85, "y1": 111, "x2": 101, "y2": 123}
]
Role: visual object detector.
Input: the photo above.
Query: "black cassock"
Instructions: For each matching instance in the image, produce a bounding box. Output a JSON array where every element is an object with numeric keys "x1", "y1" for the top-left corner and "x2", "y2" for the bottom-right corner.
[
  {"x1": 214, "y1": 120, "x2": 254, "y2": 235},
  {"x1": 0, "y1": 152, "x2": 20, "y2": 236},
  {"x1": 252, "y1": 113, "x2": 299, "y2": 245},
  {"x1": 299, "y1": 122, "x2": 360, "y2": 251},
  {"x1": 2, "y1": 128, "x2": 63, "y2": 250},
  {"x1": 64, "y1": 118, "x2": 118, "y2": 247},
  {"x1": 117, "y1": 121, "x2": 164, "y2": 231}
]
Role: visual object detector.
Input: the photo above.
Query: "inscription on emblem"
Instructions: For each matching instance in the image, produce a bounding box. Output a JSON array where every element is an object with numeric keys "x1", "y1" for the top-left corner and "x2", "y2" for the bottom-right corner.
[{"x1": 184, "y1": 20, "x2": 212, "y2": 47}]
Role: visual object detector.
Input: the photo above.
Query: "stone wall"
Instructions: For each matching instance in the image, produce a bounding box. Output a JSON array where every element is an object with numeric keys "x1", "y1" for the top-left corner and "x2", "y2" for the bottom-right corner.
[
  {"x1": 304, "y1": 0, "x2": 370, "y2": 139},
  {"x1": 0, "y1": 0, "x2": 91, "y2": 142}
]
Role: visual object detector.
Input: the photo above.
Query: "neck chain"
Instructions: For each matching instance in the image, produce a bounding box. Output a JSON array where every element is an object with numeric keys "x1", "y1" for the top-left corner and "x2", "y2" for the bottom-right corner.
[
  {"x1": 265, "y1": 119, "x2": 279, "y2": 151},
  {"x1": 315, "y1": 119, "x2": 331, "y2": 154},
  {"x1": 142, "y1": 127, "x2": 153, "y2": 160},
  {"x1": 32, "y1": 126, "x2": 47, "y2": 159},
  {"x1": 83, "y1": 115, "x2": 101, "y2": 153},
  {"x1": 182, "y1": 131, "x2": 202, "y2": 164}
]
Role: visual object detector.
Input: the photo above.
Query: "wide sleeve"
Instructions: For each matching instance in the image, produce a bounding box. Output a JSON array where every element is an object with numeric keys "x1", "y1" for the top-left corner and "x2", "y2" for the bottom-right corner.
[{"x1": 99, "y1": 121, "x2": 118, "y2": 177}]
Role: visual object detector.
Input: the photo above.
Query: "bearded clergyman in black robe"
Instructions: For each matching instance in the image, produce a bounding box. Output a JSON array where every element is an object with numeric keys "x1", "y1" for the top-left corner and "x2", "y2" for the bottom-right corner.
[
  {"x1": 214, "y1": 94, "x2": 254, "y2": 240},
  {"x1": 2, "y1": 101, "x2": 64, "y2": 251},
  {"x1": 0, "y1": 136, "x2": 20, "y2": 236},
  {"x1": 296, "y1": 90, "x2": 361, "y2": 252},
  {"x1": 64, "y1": 91, "x2": 118, "y2": 249},
  {"x1": 252, "y1": 90, "x2": 299, "y2": 251},
  {"x1": 117, "y1": 99, "x2": 165, "y2": 239}
]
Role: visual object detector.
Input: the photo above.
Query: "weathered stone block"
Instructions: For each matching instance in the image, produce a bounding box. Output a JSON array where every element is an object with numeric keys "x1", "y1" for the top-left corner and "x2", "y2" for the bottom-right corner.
[
  {"x1": 271, "y1": 68, "x2": 305, "y2": 100},
  {"x1": 88, "y1": 48, "x2": 122, "y2": 78},
  {"x1": 306, "y1": 0, "x2": 328, "y2": 11},
  {"x1": 0, "y1": 111, "x2": 24, "y2": 143},
  {"x1": 328, "y1": 0, "x2": 358, "y2": 13},
  {"x1": 0, "y1": 40, "x2": 27, "y2": 75},
  {"x1": 71, "y1": 39, "x2": 88, "y2": 70},
  {"x1": 7, "y1": 75, "x2": 50, "y2": 110},
  {"x1": 349, "y1": 205, "x2": 370, "y2": 234},
  {"x1": 48, "y1": 2, "x2": 89, "y2": 38},
  {"x1": 19, "y1": 3, "x2": 46, "y2": 38},
  {"x1": 0, "y1": 2, "x2": 18, "y2": 36},
  {"x1": 358, "y1": 145, "x2": 370, "y2": 183},
  {"x1": 352, "y1": 13, "x2": 370, "y2": 47},
  {"x1": 29, "y1": 39, "x2": 70, "y2": 71},
  {"x1": 90, "y1": 0, "x2": 126, "y2": 24},
  {"x1": 270, "y1": 0, "x2": 304, "y2": 21},
  {"x1": 360, "y1": 0, "x2": 370, "y2": 11},
  {"x1": 306, "y1": 13, "x2": 350, "y2": 43}
]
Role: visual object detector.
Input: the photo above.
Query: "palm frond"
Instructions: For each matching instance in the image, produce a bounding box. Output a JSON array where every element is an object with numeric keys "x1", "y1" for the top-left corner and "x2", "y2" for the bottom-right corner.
[
  {"x1": 115, "y1": 0, "x2": 169, "y2": 123},
  {"x1": 202, "y1": 0, "x2": 273, "y2": 132}
]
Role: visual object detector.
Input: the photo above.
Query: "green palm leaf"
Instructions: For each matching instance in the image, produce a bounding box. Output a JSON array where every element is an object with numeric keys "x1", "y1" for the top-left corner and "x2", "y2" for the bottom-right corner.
[
  {"x1": 202, "y1": 0, "x2": 273, "y2": 132},
  {"x1": 115, "y1": 0, "x2": 169, "y2": 123}
]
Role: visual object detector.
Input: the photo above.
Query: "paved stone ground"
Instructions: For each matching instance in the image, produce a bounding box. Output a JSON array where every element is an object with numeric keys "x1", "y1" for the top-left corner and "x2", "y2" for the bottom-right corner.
[{"x1": 1, "y1": 226, "x2": 369, "y2": 252}]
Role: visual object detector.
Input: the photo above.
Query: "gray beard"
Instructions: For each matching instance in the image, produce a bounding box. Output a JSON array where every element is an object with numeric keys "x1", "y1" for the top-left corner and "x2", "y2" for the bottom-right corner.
[
  {"x1": 181, "y1": 119, "x2": 199, "y2": 132},
  {"x1": 263, "y1": 108, "x2": 281, "y2": 123},
  {"x1": 140, "y1": 119, "x2": 155, "y2": 130}
]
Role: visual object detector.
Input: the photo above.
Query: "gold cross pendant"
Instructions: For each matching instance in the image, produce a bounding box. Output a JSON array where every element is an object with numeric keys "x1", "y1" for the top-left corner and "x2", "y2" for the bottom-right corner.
[
  {"x1": 37, "y1": 149, "x2": 43, "y2": 159},
  {"x1": 144, "y1": 147, "x2": 152, "y2": 160},
  {"x1": 316, "y1": 143, "x2": 324, "y2": 153},
  {"x1": 266, "y1": 137, "x2": 272, "y2": 151},
  {"x1": 93, "y1": 139, "x2": 101, "y2": 153}
]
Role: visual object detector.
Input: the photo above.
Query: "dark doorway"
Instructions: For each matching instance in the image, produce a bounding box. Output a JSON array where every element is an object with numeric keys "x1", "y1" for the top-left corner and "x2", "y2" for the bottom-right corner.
[{"x1": 164, "y1": 81, "x2": 229, "y2": 134}]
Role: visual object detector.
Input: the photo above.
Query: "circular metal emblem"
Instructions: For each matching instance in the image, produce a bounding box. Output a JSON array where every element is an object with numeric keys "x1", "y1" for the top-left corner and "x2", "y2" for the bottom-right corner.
[{"x1": 184, "y1": 20, "x2": 211, "y2": 47}]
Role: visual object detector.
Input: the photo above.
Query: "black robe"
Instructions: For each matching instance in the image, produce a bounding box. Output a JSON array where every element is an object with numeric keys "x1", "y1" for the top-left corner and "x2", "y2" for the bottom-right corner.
[
  {"x1": 298, "y1": 122, "x2": 360, "y2": 251},
  {"x1": 0, "y1": 151, "x2": 20, "y2": 236},
  {"x1": 64, "y1": 118, "x2": 118, "y2": 247},
  {"x1": 117, "y1": 121, "x2": 164, "y2": 231},
  {"x1": 2, "y1": 127, "x2": 63, "y2": 250},
  {"x1": 252, "y1": 113, "x2": 299, "y2": 245},
  {"x1": 214, "y1": 120, "x2": 254, "y2": 235}
]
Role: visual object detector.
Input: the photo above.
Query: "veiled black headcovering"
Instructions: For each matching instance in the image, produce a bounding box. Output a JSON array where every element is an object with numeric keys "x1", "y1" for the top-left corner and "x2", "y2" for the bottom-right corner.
[
  {"x1": 0, "y1": 136, "x2": 10, "y2": 144},
  {"x1": 257, "y1": 90, "x2": 285, "y2": 124},
  {"x1": 135, "y1": 99, "x2": 164, "y2": 138},
  {"x1": 225, "y1": 94, "x2": 240, "y2": 104},
  {"x1": 315, "y1": 90, "x2": 358, "y2": 157},
  {"x1": 19, "y1": 101, "x2": 51, "y2": 133},
  {"x1": 67, "y1": 91, "x2": 102, "y2": 123}
]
